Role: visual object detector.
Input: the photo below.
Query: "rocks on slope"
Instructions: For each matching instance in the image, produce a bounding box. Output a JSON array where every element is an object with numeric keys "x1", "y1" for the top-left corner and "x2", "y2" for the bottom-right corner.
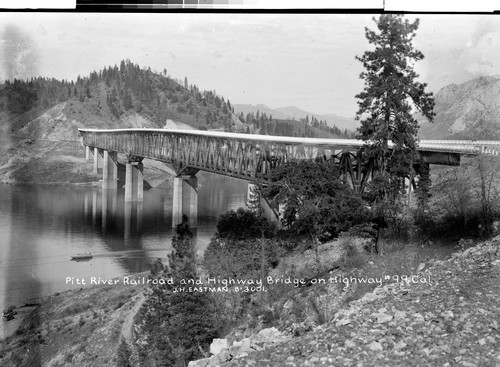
[
  {"x1": 188, "y1": 327, "x2": 290, "y2": 367},
  {"x1": 216, "y1": 237, "x2": 500, "y2": 366}
]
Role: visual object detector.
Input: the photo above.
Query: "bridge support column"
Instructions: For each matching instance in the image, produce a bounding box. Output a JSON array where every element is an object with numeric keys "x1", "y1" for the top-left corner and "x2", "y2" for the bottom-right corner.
[
  {"x1": 125, "y1": 161, "x2": 144, "y2": 202},
  {"x1": 93, "y1": 148, "x2": 102, "y2": 174},
  {"x1": 102, "y1": 151, "x2": 118, "y2": 190},
  {"x1": 172, "y1": 176, "x2": 198, "y2": 228},
  {"x1": 186, "y1": 176, "x2": 198, "y2": 228},
  {"x1": 85, "y1": 146, "x2": 91, "y2": 161}
]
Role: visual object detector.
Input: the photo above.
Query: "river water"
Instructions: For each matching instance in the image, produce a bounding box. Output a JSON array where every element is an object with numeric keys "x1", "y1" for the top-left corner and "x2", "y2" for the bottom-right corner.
[{"x1": 0, "y1": 172, "x2": 248, "y2": 312}]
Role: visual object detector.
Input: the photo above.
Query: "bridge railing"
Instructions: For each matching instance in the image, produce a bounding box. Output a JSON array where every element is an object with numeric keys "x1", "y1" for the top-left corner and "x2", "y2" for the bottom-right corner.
[
  {"x1": 79, "y1": 128, "x2": 500, "y2": 181},
  {"x1": 80, "y1": 128, "x2": 366, "y2": 177},
  {"x1": 79, "y1": 128, "x2": 494, "y2": 153}
]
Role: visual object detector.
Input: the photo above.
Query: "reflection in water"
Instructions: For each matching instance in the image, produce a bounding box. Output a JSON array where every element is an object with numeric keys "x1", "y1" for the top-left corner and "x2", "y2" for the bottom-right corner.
[
  {"x1": 0, "y1": 172, "x2": 248, "y2": 312},
  {"x1": 124, "y1": 199, "x2": 132, "y2": 240},
  {"x1": 124, "y1": 201, "x2": 144, "y2": 240},
  {"x1": 102, "y1": 188, "x2": 118, "y2": 234},
  {"x1": 92, "y1": 189, "x2": 98, "y2": 226}
]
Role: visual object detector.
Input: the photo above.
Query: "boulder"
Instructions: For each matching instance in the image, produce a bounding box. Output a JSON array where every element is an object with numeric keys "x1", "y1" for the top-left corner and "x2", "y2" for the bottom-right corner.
[
  {"x1": 209, "y1": 338, "x2": 228, "y2": 355},
  {"x1": 187, "y1": 358, "x2": 211, "y2": 367},
  {"x1": 209, "y1": 351, "x2": 231, "y2": 366},
  {"x1": 251, "y1": 327, "x2": 282, "y2": 344},
  {"x1": 192, "y1": 328, "x2": 289, "y2": 366}
]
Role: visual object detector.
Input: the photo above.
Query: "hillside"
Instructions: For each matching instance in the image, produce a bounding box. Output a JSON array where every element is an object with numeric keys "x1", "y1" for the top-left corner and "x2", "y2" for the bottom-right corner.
[
  {"x1": 274, "y1": 106, "x2": 357, "y2": 132},
  {"x1": 243, "y1": 116, "x2": 346, "y2": 139},
  {"x1": 233, "y1": 104, "x2": 289, "y2": 120},
  {"x1": 2, "y1": 236, "x2": 498, "y2": 366},
  {"x1": 419, "y1": 76, "x2": 500, "y2": 140},
  {"x1": 234, "y1": 103, "x2": 358, "y2": 132},
  {"x1": 0, "y1": 60, "x2": 241, "y2": 184},
  {"x1": 234, "y1": 107, "x2": 354, "y2": 139},
  {"x1": 216, "y1": 237, "x2": 500, "y2": 366},
  {"x1": 0, "y1": 274, "x2": 148, "y2": 366}
]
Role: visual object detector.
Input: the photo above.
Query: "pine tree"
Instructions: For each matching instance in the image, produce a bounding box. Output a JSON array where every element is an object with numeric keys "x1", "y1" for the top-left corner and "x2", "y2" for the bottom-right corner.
[
  {"x1": 355, "y1": 15, "x2": 434, "y2": 198},
  {"x1": 140, "y1": 217, "x2": 217, "y2": 366},
  {"x1": 355, "y1": 15, "x2": 434, "y2": 254}
]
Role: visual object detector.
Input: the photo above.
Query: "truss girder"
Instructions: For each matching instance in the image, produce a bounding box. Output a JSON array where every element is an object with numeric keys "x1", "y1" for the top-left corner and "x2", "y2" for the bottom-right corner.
[{"x1": 79, "y1": 129, "x2": 471, "y2": 187}]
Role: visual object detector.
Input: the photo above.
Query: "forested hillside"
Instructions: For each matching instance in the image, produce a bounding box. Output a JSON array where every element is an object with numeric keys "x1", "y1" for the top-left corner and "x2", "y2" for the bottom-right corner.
[
  {"x1": 0, "y1": 60, "x2": 243, "y2": 183},
  {"x1": 0, "y1": 59, "x2": 236, "y2": 134},
  {"x1": 236, "y1": 110, "x2": 355, "y2": 138}
]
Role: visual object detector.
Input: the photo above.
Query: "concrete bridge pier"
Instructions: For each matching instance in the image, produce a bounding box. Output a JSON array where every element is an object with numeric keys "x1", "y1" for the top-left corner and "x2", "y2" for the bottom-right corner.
[
  {"x1": 93, "y1": 148, "x2": 102, "y2": 174},
  {"x1": 125, "y1": 160, "x2": 144, "y2": 202},
  {"x1": 85, "y1": 146, "x2": 91, "y2": 161},
  {"x1": 172, "y1": 175, "x2": 198, "y2": 228},
  {"x1": 102, "y1": 150, "x2": 118, "y2": 190}
]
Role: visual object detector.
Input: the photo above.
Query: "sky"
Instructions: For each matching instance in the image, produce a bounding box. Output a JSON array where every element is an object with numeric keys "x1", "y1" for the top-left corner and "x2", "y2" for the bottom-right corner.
[{"x1": 1, "y1": 13, "x2": 500, "y2": 118}]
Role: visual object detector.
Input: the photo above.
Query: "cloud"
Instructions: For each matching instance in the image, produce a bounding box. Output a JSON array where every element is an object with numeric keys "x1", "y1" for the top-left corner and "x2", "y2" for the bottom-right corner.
[
  {"x1": 0, "y1": 24, "x2": 38, "y2": 81},
  {"x1": 37, "y1": 24, "x2": 47, "y2": 36},
  {"x1": 460, "y1": 21, "x2": 500, "y2": 77},
  {"x1": 57, "y1": 32, "x2": 67, "y2": 41},
  {"x1": 213, "y1": 50, "x2": 223, "y2": 58}
]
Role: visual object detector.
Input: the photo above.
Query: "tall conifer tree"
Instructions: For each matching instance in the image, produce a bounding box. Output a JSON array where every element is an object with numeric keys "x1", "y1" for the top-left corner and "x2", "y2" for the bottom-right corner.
[{"x1": 355, "y1": 15, "x2": 434, "y2": 197}]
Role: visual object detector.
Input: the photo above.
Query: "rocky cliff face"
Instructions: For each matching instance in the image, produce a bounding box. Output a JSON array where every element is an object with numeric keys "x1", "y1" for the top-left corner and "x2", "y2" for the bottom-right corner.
[{"x1": 419, "y1": 76, "x2": 500, "y2": 140}]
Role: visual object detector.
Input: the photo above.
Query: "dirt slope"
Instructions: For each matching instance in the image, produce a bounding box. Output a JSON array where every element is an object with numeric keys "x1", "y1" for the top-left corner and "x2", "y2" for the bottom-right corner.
[
  {"x1": 226, "y1": 237, "x2": 500, "y2": 366},
  {"x1": 0, "y1": 276, "x2": 148, "y2": 367}
]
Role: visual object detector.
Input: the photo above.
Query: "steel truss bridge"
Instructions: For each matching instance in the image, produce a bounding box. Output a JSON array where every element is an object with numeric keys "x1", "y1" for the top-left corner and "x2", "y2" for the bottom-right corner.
[{"x1": 79, "y1": 128, "x2": 500, "y2": 192}]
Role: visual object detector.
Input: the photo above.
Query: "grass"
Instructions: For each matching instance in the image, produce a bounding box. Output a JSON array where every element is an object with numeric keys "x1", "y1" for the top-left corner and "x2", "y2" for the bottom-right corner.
[
  {"x1": 340, "y1": 237, "x2": 460, "y2": 304},
  {"x1": 200, "y1": 229, "x2": 479, "y2": 347},
  {"x1": 0, "y1": 275, "x2": 148, "y2": 367}
]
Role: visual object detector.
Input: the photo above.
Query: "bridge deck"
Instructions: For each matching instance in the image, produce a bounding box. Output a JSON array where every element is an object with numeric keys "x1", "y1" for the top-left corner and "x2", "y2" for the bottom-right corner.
[
  {"x1": 79, "y1": 128, "x2": 500, "y2": 184},
  {"x1": 79, "y1": 128, "x2": 500, "y2": 154}
]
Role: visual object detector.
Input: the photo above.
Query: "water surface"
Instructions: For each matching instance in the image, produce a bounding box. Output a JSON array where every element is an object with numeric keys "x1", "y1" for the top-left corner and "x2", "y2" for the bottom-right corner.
[{"x1": 0, "y1": 172, "x2": 248, "y2": 313}]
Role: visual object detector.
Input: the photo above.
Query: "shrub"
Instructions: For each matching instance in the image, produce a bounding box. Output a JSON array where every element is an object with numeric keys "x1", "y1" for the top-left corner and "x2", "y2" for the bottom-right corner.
[
  {"x1": 116, "y1": 340, "x2": 132, "y2": 367},
  {"x1": 216, "y1": 207, "x2": 275, "y2": 240},
  {"x1": 139, "y1": 217, "x2": 218, "y2": 366},
  {"x1": 339, "y1": 240, "x2": 366, "y2": 271}
]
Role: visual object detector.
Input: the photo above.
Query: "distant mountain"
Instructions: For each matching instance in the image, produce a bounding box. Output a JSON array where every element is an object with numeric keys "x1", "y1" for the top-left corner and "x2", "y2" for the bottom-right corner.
[
  {"x1": 233, "y1": 104, "x2": 358, "y2": 132},
  {"x1": 232, "y1": 104, "x2": 288, "y2": 120},
  {"x1": 419, "y1": 76, "x2": 500, "y2": 140},
  {"x1": 273, "y1": 106, "x2": 358, "y2": 131}
]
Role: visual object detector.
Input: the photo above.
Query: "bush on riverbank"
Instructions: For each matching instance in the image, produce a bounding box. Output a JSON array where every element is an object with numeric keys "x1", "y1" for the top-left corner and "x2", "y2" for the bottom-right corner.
[{"x1": 137, "y1": 217, "x2": 218, "y2": 366}]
